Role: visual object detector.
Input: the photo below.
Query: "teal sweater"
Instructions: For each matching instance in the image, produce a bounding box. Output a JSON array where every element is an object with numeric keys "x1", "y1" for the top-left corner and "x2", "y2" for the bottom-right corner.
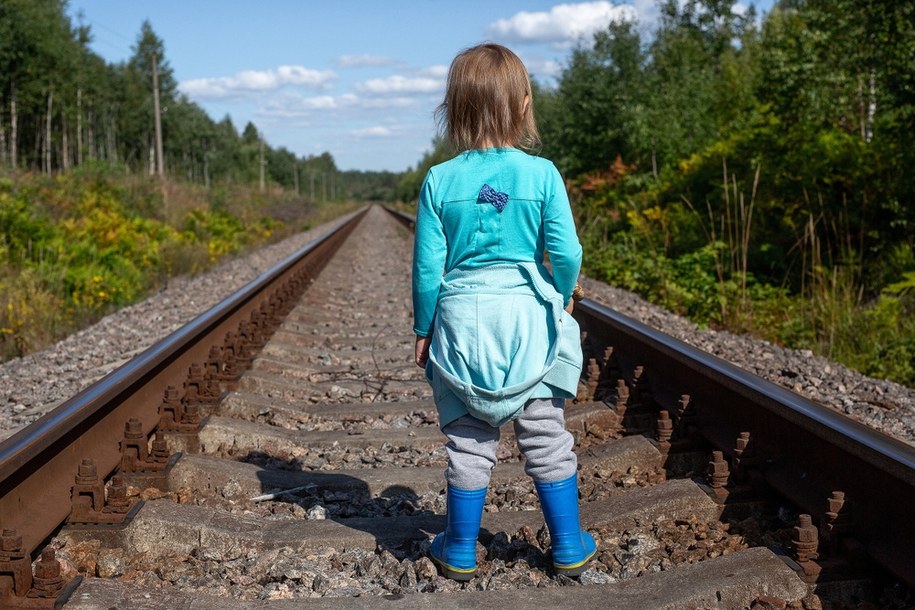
[
  {"x1": 412, "y1": 147, "x2": 582, "y2": 338},
  {"x1": 411, "y1": 148, "x2": 583, "y2": 427}
]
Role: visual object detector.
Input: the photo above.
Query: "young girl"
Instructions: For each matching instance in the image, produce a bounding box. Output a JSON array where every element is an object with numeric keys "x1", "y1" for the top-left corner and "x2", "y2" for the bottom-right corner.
[{"x1": 412, "y1": 43, "x2": 596, "y2": 581}]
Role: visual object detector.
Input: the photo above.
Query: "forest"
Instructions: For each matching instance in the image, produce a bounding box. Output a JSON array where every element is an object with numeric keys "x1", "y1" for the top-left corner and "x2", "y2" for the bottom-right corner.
[
  {"x1": 2, "y1": 0, "x2": 913, "y2": 388},
  {"x1": 400, "y1": 0, "x2": 915, "y2": 386},
  {"x1": 0, "y1": 0, "x2": 395, "y2": 358}
]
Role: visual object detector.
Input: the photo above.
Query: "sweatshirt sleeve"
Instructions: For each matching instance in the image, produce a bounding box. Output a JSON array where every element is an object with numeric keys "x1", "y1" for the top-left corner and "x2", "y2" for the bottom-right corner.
[
  {"x1": 412, "y1": 171, "x2": 446, "y2": 336},
  {"x1": 542, "y1": 164, "x2": 582, "y2": 306}
]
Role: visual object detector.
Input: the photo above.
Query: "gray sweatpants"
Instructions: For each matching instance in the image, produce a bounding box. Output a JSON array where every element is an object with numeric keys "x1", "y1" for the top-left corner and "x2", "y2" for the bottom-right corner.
[{"x1": 442, "y1": 397, "x2": 576, "y2": 490}]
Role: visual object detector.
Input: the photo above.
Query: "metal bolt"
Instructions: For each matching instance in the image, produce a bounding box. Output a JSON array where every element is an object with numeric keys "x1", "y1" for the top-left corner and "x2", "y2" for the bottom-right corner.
[
  {"x1": 615, "y1": 379, "x2": 629, "y2": 410},
  {"x1": 32, "y1": 547, "x2": 64, "y2": 597},
  {"x1": 735, "y1": 431, "x2": 750, "y2": 454},
  {"x1": 151, "y1": 431, "x2": 170, "y2": 463},
  {"x1": 76, "y1": 458, "x2": 98, "y2": 485},
  {"x1": 706, "y1": 451, "x2": 729, "y2": 488},
  {"x1": 586, "y1": 358, "x2": 600, "y2": 401},
  {"x1": 34, "y1": 548, "x2": 61, "y2": 579},
  {"x1": 656, "y1": 410, "x2": 673, "y2": 443},
  {"x1": 792, "y1": 514, "x2": 819, "y2": 562},
  {"x1": 826, "y1": 491, "x2": 845, "y2": 519},
  {"x1": 124, "y1": 417, "x2": 144, "y2": 439},
  {"x1": 1, "y1": 527, "x2": 22, "y2": 552},
  {"x1": 107, "y1": 475, "x2": 131, "y2": 513}
]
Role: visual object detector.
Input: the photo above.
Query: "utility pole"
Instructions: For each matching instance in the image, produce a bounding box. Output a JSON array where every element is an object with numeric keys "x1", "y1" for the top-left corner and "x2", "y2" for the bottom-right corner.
[
  {"x1": 310, "y1": 172, "x2": 315, "y2": 201},
  {"x1": 152, "y1": 52, "x2": 164, "y2": 177},
  {"x1": 293, "y1": 161, "x2": 299, "y2": 196},
  {"x1": 76, "y1": 87, "x2": 83, "y2": 166},
  {"x1": 203, "y1": 144, "x2": 210, "y2": 189},
  {"x1": 259, "y1": 134, "x2": 265, "y2": 193}
]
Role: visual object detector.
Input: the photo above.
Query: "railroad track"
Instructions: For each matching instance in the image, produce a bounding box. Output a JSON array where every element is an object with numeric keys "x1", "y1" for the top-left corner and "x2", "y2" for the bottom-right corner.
[{"x1": 0, "y1": 205, "x2": 912, "y2": 608}]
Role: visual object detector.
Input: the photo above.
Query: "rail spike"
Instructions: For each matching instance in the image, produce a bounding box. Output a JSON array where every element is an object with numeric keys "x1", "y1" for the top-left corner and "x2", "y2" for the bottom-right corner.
[
  {"x1": 120, "y1": 418, "x2": 167, "y2": 473},
  {"x1": 68, "y1": 458, "x2": 131, "y2": 525},
  {"x1": 0, "y1": 536, "x2": 77, "y2": 607}
]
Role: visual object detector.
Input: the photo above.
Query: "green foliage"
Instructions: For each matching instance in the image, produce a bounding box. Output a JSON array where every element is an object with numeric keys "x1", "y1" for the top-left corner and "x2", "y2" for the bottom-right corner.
[
  {"x1": 521, "y1": 0, "x2": 915, "y2": 387},
  {"x1": 0, "y1": 170, "x2": 309, "y2": 360}
]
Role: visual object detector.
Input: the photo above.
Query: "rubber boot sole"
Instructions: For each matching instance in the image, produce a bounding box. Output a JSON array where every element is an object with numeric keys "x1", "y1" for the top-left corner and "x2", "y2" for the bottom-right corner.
[
  {"x1": 552, "y1": 546, "x2": 598, "y2": 578},
  {"x1": 431, "y1": 555, "x2": 477, "y2": 581}
]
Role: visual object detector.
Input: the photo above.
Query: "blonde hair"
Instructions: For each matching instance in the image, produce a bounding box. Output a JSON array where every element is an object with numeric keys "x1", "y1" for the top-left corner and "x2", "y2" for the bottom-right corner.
[{"x1": 436, "y1": 43, "x2": 541, "y2": 153}]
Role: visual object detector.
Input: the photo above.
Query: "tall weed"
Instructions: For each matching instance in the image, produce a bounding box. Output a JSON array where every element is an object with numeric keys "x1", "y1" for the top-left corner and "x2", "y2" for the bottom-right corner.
[
  {"x1": 0, "y1": 170, "x2": 324, "y2": 360},
  {"x1": 576, "y1": 160, "x2": 915, "y2": 388}
]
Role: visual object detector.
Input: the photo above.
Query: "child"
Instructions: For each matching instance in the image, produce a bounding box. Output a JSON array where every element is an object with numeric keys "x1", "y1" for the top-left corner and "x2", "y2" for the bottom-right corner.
[{"x1": 412, "y1": 43, "x2": 596, "y2": 581}]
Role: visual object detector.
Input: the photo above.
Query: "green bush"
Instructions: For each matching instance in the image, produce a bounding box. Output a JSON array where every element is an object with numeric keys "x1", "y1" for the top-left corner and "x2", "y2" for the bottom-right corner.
[{"x1": 0, "y1": 170, "x2": 313, "y2": 360}]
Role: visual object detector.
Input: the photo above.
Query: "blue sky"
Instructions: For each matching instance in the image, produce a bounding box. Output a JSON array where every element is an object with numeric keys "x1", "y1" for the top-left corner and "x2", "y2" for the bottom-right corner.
[{"x1": 66, "y1": 1, "x2": 774, "y2": 173}]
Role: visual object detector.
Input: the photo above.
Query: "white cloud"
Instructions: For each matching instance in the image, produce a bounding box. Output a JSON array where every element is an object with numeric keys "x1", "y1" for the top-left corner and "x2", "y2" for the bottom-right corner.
[
  {"x1": 486, "y1": 1, "x2": 637, "y2": 46},
  {"x1": 351, "y1": 126, "x2": 394, "y2": 138},
  {"x1": 335, "y1": 54, "x2": 396, "y2": 68},
  {"x1": 357, "y1": 75, "x2": 443, "y2": 95},
  {"x1": 180, "y1": 65, "x2": 337, "y2": 99},
  {"x1": 359, "y1": 96, "x2": 418, "y2": 109},
  {"x1": 255, "y1": 91, "x2": 420, "y2": 120},
  {"x1": 522, "y1": 56, "x2": 563, "y2": 79},
  {"x1": 256, "y1": 93, "x2": 338, "y2": 119},
  {"x1": 420, "y1": 65, "x2": 449, "y2": 78}
]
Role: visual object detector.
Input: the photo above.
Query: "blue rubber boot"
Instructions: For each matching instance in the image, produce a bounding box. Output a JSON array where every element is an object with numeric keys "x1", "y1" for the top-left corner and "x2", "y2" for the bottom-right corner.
[
  {"x1": 429, "y1": 485, "x2": 487, "y2": 581},
  {"x1": 534, "y1": 474, "x2": 598, "y2": 576}
]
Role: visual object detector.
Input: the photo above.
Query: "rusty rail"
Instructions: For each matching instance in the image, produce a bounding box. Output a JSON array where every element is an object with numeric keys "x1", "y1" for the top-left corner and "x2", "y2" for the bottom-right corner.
[
  {"x1": 0, "y1": 208, "x2": 367, "y2": 563},
  {"x1": 574, "y1": 299, "x2": 915, "y2": 587}
]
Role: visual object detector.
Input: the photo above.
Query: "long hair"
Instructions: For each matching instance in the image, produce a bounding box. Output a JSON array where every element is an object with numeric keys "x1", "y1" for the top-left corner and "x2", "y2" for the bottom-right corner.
[{"x1": 436, "y1": 43, "x2": 541, "y2": 153}]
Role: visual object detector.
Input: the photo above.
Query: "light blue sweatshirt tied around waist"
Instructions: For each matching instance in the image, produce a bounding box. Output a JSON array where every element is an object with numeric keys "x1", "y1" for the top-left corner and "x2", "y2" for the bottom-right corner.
[{"x1": 427, "y1": 262, "x2": 583, "y2": 428}]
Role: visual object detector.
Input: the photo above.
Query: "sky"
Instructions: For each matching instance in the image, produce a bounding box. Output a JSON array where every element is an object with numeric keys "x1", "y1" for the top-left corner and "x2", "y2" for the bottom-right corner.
[{"x1": 66, "y1": 1, "x2": 774, "y2": 173}]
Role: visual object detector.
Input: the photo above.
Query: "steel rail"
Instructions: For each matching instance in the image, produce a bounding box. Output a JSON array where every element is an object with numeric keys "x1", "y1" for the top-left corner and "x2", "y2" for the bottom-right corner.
[
  {"x1": 574, "y1": 298, "x2": 915, "y2": 586},
  {"x1": 0, "y1": 207, "x2": 367, "y2": 557}
]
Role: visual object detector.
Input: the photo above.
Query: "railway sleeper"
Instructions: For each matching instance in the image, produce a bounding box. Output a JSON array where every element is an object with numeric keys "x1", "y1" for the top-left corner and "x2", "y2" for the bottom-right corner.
[
  {"x1": 59, "y1": 546, "x2": 807, "y2": 609},
  {"x1": 55, "y1": 478, "x2": 719, "y2": 569}
]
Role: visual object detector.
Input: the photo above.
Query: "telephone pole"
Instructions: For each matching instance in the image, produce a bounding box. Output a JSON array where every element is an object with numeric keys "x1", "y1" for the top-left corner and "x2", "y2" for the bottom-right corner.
[
  {"x1": 259, "y1": 134, "x2": 265, "y2": 193},
  {"x1": 152, "y1": 52, "x2": 164, "y2": 177}
]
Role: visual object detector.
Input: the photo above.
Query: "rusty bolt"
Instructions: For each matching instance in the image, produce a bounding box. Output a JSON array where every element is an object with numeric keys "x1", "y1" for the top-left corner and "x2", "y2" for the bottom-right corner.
[
  {"x1": 164, "y1": 385, "x2": 180, "y2": 402},
  {"x1": 706, "y1": 451, "x2": 729, "y2": 488},
  {"x1": 107, "y1": 475, "x2": 131, "y2": 513},
  {"x1": 826, "y1": 491, "x2": 845, "y2": 520},
  {"x1": 76, "y1": 458, "x2": 98, "y2": 485},
  {"x1": 31, "y1": 547, "x2": 64, "y2": 597},
  {"x1": 677, "y1": 394, "x2": 691, "y2": 414},
  {"x1": 124, "y1": 417, "x2": 144, "y2": 439},
  {"x1": 656, "y1": 410, "x2": 673, "y2": 443},
  {"x1": 34, "y1": 548, "x2": 61, "y2": 580},
  {"x1": 822, "y1": 490, "x2": 849, "y2": 552},
  {"x1": 632, "y1": 365, "x2": 644, "y2": 390},
  {"x1": 1, "y1": 528, "x2": 23, "y2": 552},
  {"x1": 151, "y1": 431, "x2": 170, "y2": 463},
  {"x1": 792, "y1": 514, "x2": 819, "y2": 562},
  {"x1": 586, "y1": 358, "x2": 600, "y2": 400},
  {"x1": 615, "y1": 379, "x2": 630, "y2": 410},
  {"x1": 735, "y1": 431, "x2": 751, "y2": 455}
]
